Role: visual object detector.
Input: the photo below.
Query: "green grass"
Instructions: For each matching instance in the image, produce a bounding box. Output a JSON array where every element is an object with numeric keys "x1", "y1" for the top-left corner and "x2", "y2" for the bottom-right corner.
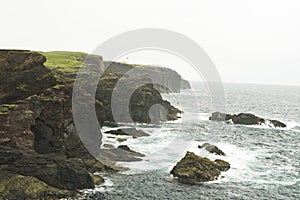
[{"x1": 40, "y1": 51, "x2": 92, "y2": 74}]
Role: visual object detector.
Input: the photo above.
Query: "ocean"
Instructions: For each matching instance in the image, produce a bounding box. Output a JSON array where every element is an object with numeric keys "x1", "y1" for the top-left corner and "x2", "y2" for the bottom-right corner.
[{"x1": 81, "y1": 82, "x2": 300, "y2": 200}]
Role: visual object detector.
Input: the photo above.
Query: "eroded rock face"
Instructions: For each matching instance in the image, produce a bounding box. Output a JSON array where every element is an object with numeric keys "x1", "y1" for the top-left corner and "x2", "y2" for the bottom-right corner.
[
  {"x1": 209, "y1": 112, "x2": 286, "y2": 128},
  {"x1": 171, "y1": 152, "x2": 230, "y2": 184},
  {"x1": 0, "y1": 50, "x2": 185, "y2": 198},
  {"x1": 0, "y1": 50, "x2": 110, "y2": 198},
  {"x1": 104, "y1": 61, "x2": 190, "y2": 93},
  {"x1": 97, "y1": 72, "x2": 182, "y2": 123},
  {"x1": 0, "y1": 50, "x2": 57, "y2": 104},
  {"x1": 0, "y1": 171, "x2": 74, "y2": 200}
]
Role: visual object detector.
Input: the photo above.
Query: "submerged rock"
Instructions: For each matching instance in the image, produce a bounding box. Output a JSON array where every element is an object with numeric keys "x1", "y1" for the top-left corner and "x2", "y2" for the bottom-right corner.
[
  {"x1": 209, "y1": 112, "x2": 286, "y2": 128},
  {"x1": 171, "y1": 152, "x2": 230, "y2": 184},
  {"x1": 198, "y1": 143, "x2": 226, "y2": 156},
  {"x1": 104, "y1": 128, "x2": 149, "y2": 138}
]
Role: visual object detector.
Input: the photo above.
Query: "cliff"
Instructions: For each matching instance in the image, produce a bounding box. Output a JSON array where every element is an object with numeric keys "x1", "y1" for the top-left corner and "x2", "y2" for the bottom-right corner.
[
  {"x1": 104, "y1": 62, "x2": 191, "y2": 93},
  {"x1": 0, "y1": 50, "x2": 183, "y2": 198}
]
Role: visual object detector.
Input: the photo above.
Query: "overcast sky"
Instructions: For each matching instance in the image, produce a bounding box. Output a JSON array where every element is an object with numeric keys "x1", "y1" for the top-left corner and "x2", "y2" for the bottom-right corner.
[{"x1": 1, "y1": 0, "x2": 299, "y2": 85}]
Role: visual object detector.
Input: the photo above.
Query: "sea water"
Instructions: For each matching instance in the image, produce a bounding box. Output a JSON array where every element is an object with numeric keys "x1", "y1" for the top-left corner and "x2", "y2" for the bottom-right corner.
[{"x1": 81, "y1": 82, "x2": 300, "y2": 200}]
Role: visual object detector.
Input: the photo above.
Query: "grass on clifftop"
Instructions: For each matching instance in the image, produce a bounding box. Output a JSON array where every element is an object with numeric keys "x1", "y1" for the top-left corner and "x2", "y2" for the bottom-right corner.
[{"x1": 40, "y1": 51, "x2": 90, "y2": 74}]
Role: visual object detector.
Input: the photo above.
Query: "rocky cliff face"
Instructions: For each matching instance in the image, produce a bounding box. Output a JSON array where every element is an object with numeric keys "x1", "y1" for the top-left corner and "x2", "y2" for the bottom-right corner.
[
  {"x1": 96, "y1": 72, "x2": 181, "y2": 123},
  {"x1": 0, "y1": 50, "x2": 57, "y2": 104},
  {"x1": 104, "y1": 62, "x2": 191, "y2": 93},
  {"x1": 0, "y1": 50, "x2": 112, "y2": 199},
  {"x1": 0, "y1": 50, "x2": 185, "y2": 198}
]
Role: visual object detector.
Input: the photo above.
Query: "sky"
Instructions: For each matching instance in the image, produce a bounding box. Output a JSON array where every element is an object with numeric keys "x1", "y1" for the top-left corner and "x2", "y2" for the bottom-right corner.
[{"x1": 1, "y1": 0, "x2": 300, "y2": 85}]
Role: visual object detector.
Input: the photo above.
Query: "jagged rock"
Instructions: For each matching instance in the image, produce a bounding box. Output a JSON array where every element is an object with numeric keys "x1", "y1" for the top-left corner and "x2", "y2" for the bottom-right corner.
[
  {"x1": 104, "y1": 128, "x2": 149, "y2": 138},
  {"x1": 214, "y1": 159, "x2": 231, "y2": 171},
  {"x1": 97, "y1": 72, "x2": 182, "y2": 123},
  {"x1": 0, "y1": 50, "x2": 184, "y2": 198},
  {"x1": 0, "y1": 50, "x2": 109, "y2": 198},
  {"x1": 209, "y1": 112, "x2": 286, "y2": 128},
  {"x1": 269, "y1": 120, "x2": 287, "y2": 128},
  {"x1": 171, "y1": 152, "x2": 230, "y2": 184},
  {"x1": 0, "y1": 50, "x2": 57, "y2": 104},
  {"x1": 231, "y1": 113, "x2": 265, "y2": 125},
  {"x1": 92, "y1": 174, "x2": 105, "y2": 185},
  {"x1": 198, "y1": 143, "x2": 226, "y2": 156}
]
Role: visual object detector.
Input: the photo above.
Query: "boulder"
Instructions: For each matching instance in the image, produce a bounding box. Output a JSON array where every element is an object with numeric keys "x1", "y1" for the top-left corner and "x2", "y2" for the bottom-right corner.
[
  {"x1": 198, "y1": 143, "x2": 226, "y2": 156},
  {"x1": 269, "y1": 120, "x2": 287, "y2": 128},
  {"x1": 209, "y1": 112, "x2": 233, "y2": 121},
  {"x1": 231, "y1": 113, "x2": 265, "y2": 125},
  {"x1": 209, "y1": 112, "x2": 286, "y2": 128},
  {"x1": 171, "y1": 152, "x2": 230, "y2": 184}
]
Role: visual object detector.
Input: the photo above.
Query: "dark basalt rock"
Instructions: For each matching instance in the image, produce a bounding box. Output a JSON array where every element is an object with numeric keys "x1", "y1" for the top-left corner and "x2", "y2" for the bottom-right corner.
[
  {"x1": 104, "y1": 128, "x2": 149, "y2": 138},
  {"x1": 269, "y1": 120, "x2": 287, "y2": 128},
  {"x1": 231, "y1": 113, "x2": 265, "y2": 125},
  {"x1": 198, "y1": 143, "x2": 226, "y2": 156},
  {"x1": 97, "y1": 72, "x2": 182, "y2": 124},
  {"x1": 209, "y1": 112, "x2": 286, "y2": 128},
  {"x1": 171, "y1": 152, "x2": 230, "y2": 184}
]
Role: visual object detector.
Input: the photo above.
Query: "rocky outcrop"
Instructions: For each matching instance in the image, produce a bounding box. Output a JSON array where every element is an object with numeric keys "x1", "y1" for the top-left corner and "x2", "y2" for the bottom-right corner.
[
  {"x1": 97, "y1": 72, "x2": 182, "y2": 123},
  {"x1": 198, "y1": 143, "x2": 226, "y2": 156},
  {"x1": 0, "y1": 171, "x2": 74, "y2": 200},
  {"x1": 105, "y1": 128, "x2": 149, "y2": 138},
  {"x1": 0, "y1": 50, "x2": 57, "y2": 104},
  {"x1": 180, "y1": 79, "x2": 191, "y2": 89},
  {"x1": 104, "y1": 61, "x2": 191, "y2": 93},
  {"x1": 0, "y1": 50, "x2": 185, "y2": 198},
  {"x1": 171, "y1": 152, "x2": 230, "y2": 184},
  {"x1": 0, "y1": 50, "x2": 113, "y2": 198},
  {"x1": 209, "y1": 112, "x2": 286, "y2": 128}
]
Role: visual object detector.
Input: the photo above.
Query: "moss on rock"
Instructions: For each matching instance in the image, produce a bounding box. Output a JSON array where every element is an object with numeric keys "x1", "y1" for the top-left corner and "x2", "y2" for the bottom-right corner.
[
  {"x1": 0, "y1": 104, "x2": 18, "y2": 115},
  {"x1": 0, "y1": 172, "x2": 73, "y2": 200}
]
